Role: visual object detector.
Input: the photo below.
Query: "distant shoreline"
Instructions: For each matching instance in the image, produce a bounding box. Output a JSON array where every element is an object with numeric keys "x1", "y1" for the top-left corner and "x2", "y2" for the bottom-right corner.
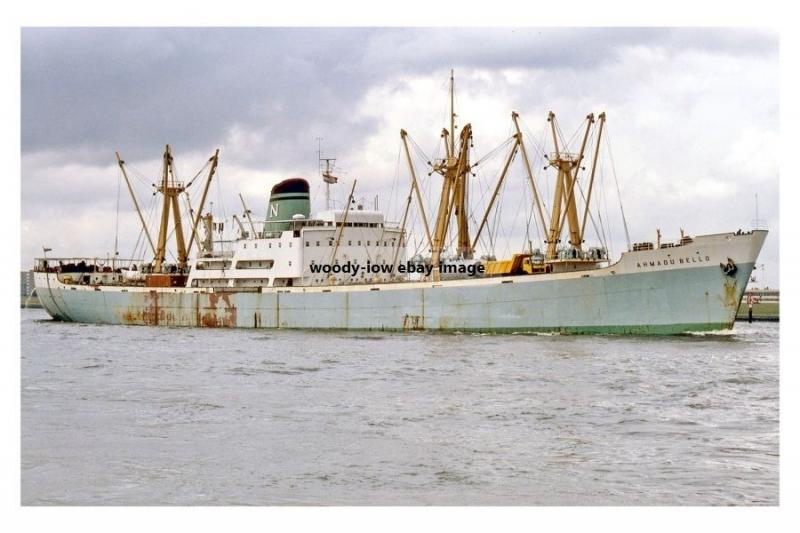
[{"x1": 736, "y1": 298, "x2": 779, "y2": 322}]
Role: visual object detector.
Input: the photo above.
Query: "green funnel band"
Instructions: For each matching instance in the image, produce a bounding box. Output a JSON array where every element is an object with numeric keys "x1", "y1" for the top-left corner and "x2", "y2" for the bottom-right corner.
[{"x1": 265, "y1": 178, "x2": 310, "y2": 233}]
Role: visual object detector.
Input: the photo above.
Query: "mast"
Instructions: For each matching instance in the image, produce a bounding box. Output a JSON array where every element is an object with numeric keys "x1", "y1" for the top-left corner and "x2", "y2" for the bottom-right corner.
[
  {"x1": 544, "y1": 113, "x2": 594, "y2": 259},
  {"x1": 580, "y1": 112, "x2": 605, "y2": 241},
  {"x1": 430, "y1": 170, "x2": 454, "y2": 280},
  {"x1": 545, "y1": 113, "x2": 566, "y2": 260},
  {"x1": 239, "y1": 192, "x2": 257, "y2": 237},
  {"x1": 328, "y1": 179, "x2": 357, "y2": 279},
  {"x1": 453, "y1": 124, "x2": 473, "y2": 260},
  {"x1": 430, "y1": 71, "x2": 474, "y2": 279},
  {"x1": 321, "y1": 157, "x2": 338, "y2": 211},
  {"x1": 186, "y1": 149, "x2": 220, "y2": 259},
  {"x1": 449, "y1": 69, "x2": 456, "y2": 157},
  {"x1": 556, "y1": 113, "x2": 594, "y2": 249},
  {"x1": 153, "y1": 145, "x2": 216, "y2": 272},
  {"x1": 512, "y1": 112, "x2": 549, "y2": 243},
  {"x1": 431, "y1": 126, "x2": 473, "y2": 277},
  {"x1": 449, "y1": 70, "x2": 472, "y2": 260},
  {"x1": 171, "y1": 183, "x2": 188, "y2": 268},
  {"x1": 153, "y1": 145, "x2": 174, "y2": 272},
  {"x1": 400, "y1": 129, "x2": 433, "y2": 250},
  {"x1": 116, "y1": 151, "x2": 156, "y2": 256}
]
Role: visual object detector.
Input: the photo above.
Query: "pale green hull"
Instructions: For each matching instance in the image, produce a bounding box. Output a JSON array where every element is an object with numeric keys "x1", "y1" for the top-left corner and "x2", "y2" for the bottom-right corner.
[
  {"x1": 34, "y1": 231, "x2": 767, "y2": 335},
  {"x1": 34, "y1": 262, "x2": 757, "y2": 335}
]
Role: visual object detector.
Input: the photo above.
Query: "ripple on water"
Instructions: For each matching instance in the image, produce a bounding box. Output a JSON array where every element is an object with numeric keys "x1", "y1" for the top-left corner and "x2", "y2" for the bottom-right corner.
[{"x1": 19, "y1": 310, "x2": 779, "y2": 505}]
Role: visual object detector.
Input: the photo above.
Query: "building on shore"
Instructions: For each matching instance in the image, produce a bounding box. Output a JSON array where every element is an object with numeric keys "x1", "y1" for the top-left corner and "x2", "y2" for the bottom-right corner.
[
  {"x1": 737, "y1": 288, "x2": 779, "y2": 321},
  {"x1": 20, "y1": 270, "x2": 34, "y2": 297}
]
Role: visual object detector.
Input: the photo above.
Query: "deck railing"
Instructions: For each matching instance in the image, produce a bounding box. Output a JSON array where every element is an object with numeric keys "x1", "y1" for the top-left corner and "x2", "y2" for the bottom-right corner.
[{"x1": 35, "y1": 257, "x2": 154, "y2": 273}]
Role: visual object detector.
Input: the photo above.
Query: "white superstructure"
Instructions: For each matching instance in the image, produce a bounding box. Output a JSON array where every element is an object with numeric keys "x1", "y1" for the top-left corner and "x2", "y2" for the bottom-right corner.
[{"x1": 187, "y1": 209, "x2": 407, "y2": 288}]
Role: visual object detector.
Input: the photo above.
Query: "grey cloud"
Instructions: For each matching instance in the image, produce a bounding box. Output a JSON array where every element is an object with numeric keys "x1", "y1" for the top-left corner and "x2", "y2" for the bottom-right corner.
[
  {"x1": 20, "y1": 27, "x2": 780, "y2": 287},
  {"x1": 22, "y1": 27, "x2": 776, "y2": 165},
  {"x1": 22, "y1": 28, "x2": 382, "y2": 166}
]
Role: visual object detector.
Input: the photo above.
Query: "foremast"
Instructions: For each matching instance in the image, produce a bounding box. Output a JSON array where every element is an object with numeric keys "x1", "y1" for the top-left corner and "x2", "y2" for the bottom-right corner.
[{"x1": 117, "y1": 145, "x2": 220, "y2": 274}]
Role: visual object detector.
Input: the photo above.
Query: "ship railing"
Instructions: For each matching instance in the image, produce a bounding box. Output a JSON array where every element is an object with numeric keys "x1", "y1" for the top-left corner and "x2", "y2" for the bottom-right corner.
[
  {"x1": 234, "y1": 217, "x2": 404, "y2": 241},
  {"x1": 551, "y1": 246, "x2": 608, "y2": 262},
  {"x1": 195, "y1": 249, "x2": 235, "y2": 259},
  {"x1": 33, "y1": 257, "x2": 150, "y2": 273}
]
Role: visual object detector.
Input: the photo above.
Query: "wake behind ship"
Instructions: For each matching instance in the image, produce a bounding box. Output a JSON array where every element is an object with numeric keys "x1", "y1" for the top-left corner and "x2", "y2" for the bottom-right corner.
[{"x1": 33, "y1": 72, "x2": 767, "y2": 334}]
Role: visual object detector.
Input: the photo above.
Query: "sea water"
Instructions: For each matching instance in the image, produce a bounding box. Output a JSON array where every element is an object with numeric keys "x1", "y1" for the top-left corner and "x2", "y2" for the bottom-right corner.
[{"x1": 21, "y1": 308, "x2": 778, "y2": 505}]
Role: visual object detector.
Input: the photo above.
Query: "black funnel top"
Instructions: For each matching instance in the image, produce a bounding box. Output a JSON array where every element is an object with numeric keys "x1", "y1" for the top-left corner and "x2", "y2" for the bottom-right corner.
[{"x1": 271, "y1": 178, "x2": 309, "y2": 195}]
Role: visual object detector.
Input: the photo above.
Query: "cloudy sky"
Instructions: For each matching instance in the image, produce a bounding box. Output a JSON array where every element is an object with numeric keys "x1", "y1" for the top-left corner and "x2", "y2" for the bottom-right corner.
[{"x1": 21, "y1": 27, "x2": 779, "y2": 287}]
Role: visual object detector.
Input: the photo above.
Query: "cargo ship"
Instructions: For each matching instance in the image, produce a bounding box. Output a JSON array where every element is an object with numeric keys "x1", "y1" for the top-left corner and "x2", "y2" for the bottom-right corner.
[{"x1": 33, "y1": 72, "x2": 767, "y2": 334}]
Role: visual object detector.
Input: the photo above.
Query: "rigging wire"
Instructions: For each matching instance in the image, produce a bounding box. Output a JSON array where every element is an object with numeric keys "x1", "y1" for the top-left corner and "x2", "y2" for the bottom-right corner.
[
  {"x1": 408, "y1": 134, "x2": 433, "y2": 173},
  {"x1": 598, "y1": 209, "x2": 610, "y2": 258},
  {"x1": 113, "y1": 167, "x2": 121, "y2": 260},
  {"x1": 184, "y1": 159, "x2": 212, "y2": 189},
  {"x1": 600, "y1": 159, "x2": 615, "y2": 258},
  {"x1": 470, "y1": 135, "x2": 515, "y2": 168},
  {"x1": 503, "y1": 174, "x2": 529, "y2": 258},
  {"x1": 521, "y1": 182, "x2": 541, "y2": 253},
  {"x1": 573, "y1": 170, "x2": 605, "y2": 250},
  {"x1": 125, "y1": 161, "x2": 158, "y2": 189},
  {"x1": 563, "y1": 116, "x2": 590, "y2": 152},
  {"x1": 373, "y1": 148, "x2": 403, "y2": 251},
  {"x1": 129, "y1": 190, "x2": 157, "y2": 263},
  {"x1": 554, "y1": 119, "x2": 569, "y2": 154},
  {"x1": 471, "y1": 153, "x2": 492, "y2": 255},
  {"x1": 518, "y1": 115, "x2": 552, "y2": 217},
  {"x1": 604, "y1": 126, "x2": 631, "y2": 252}
]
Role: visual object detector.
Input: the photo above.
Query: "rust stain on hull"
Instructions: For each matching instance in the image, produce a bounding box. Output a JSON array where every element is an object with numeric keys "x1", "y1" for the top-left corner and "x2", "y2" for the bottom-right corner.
[
  {"x1": 121, "y1": 290, "x2": 161, "y2": 326},
  {"x1": 200, "y1": 292, "x2": 238, "y2": 328},
  {"x1": 120, "y1": 291, "x2": 235, "y2": 327},
  {"x1": 402, "y1": 314, "x2": 423, "y2": 331},
  {"x1": 722, "y1": 278, "x2": 739, "y2": 310}
]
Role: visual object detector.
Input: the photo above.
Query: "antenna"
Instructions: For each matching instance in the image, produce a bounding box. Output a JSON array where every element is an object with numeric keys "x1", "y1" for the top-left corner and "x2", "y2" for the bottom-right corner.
[
  {"x1": 449, "y1": 68, "x2": 456, "y2": 157},
  {"x1": 752, "y1": 193, "x2": 767, "y2": 230},
  {"x1": 317, "y1": 138, "x2": 339, "y2": 211}
]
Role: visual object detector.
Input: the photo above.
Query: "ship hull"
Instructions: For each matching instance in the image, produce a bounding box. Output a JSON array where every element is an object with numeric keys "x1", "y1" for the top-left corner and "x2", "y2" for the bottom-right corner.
[{"x1": 33, "y1": 231, "x2": 766, "y2": 335}]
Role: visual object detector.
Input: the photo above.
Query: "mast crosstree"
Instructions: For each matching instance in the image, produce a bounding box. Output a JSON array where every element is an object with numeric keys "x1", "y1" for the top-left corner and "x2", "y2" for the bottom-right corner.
[
  {"x1": 428, "y1": 70, "x2": 475, "y2": 279},
  {"x1": 395, "y1": 71, "x2": 609, "y2": 275},
  {"x1": 118, "y1": 144, "x2": 219, "y2": 273}
]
